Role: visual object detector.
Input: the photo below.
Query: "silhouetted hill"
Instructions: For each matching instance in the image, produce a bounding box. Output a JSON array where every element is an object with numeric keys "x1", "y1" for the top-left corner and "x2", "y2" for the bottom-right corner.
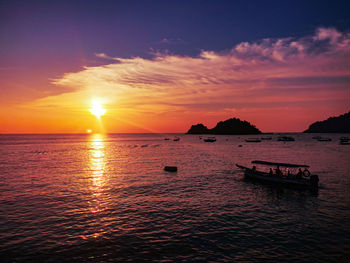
[
  {"x1": 186, "y1": 124, "x2": 210, "y2": 134},
  {"x1": 304, "y1": 111, "x2": 350, "y2": 133},
  {"x1": 187, "y1": 117, "x2": 261, "y2": 135}
]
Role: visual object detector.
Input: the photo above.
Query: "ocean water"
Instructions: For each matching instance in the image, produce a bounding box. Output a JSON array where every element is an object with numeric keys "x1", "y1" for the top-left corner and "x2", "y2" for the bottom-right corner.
[{"x1": 0, "y1": 133, "x2": 349, "y2": 262}]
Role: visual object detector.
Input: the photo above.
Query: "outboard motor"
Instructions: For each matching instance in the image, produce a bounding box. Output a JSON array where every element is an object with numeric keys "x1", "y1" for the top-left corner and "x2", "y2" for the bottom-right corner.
[{"x1": 310, "y1": 174, "x2": 319, "y2": 188}]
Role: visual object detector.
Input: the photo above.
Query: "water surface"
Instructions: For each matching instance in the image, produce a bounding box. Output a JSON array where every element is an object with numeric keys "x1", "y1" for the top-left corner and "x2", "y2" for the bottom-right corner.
[{"x1": 0, "y1": 133, "x2": 349, "y2": 262}]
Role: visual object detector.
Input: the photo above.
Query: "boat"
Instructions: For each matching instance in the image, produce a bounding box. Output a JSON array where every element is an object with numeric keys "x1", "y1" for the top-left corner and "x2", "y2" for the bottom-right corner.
[
  {"x1": 245, "y1": 138, "x2": 261, "y2": 142},
  {"x1": 312, "y1": 136, "x2": 322, "y2": 140},
  {"x1": 339, "y1": 137, "x2": 350, "y2": 145},
  {"x1": 261, "y1": 137, "x2": 272, "y2": 140},
  {"x1": 236, "y1": 160, "x2": 319, "y2": 189},
  {"x1": 164, "y1": 166, "x2": 177, "y2": 172},
  {"x1": 277, "y1": 136, "x2": 295, "y2": 141},
  {"x1": 204, "y1": 137, "x2": 216, "y2": 142},
  {"x1": 173, "y1": 137, "x2": 180, "y2": 141},
  {"x1": 164, "y1": 138, "x2": 170, "y2": 140},
  {"x1": 317, "y1": 138, "x2": 331, "y2": 141}
]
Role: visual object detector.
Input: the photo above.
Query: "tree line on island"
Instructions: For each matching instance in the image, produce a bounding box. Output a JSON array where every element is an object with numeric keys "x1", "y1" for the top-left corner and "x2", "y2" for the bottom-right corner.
[
  {"x1": 186, "y1": 110, "x2": 350, "y2": 134},
  {"x1": 303, "y1": 111, "x2": 350, "y2": 133},
  {"x1": 187, "y1": 118, "x2": 261, "y2": 135}
]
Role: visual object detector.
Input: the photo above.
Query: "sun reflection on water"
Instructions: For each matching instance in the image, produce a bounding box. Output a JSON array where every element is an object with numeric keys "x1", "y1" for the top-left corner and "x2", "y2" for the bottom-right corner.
[{"x1": 88, "y1": 133, "x2": 106, "y2": 216}]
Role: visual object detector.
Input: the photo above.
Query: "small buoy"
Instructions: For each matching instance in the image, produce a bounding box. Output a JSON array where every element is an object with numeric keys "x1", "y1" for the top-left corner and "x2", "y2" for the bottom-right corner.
[
  {"x1": 164, "y1": 166, "x2": 177, "y2": 172},
  {"x1": 238, "y1": 145, "x2": 242, "y2": 147}
]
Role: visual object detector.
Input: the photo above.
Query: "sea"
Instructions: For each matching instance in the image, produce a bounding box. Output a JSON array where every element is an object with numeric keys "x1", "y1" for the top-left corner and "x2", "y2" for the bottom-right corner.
[{"x1": 0, "y1": 133, "x2": 349, "y2": 262}]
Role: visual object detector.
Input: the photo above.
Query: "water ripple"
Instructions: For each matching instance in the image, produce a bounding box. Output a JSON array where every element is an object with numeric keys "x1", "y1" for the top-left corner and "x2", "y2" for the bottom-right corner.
[{"x1": 0, "y1": 134, "x2": 350, "y2": 262}]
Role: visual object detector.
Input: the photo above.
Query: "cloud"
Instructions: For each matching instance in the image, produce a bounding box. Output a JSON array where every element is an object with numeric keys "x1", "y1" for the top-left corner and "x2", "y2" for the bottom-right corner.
[
  {"x1": 314, "y1": 27, "x2": 342, "y2": 44},
  {"x1": 94, "y1": 52, "x2": 117, "y2": 60},
  {"x1": 160, "y1": 38, "x2": 171, "y2": 44},
  {"x1": 159, "y1": 37, "x2": 185, "y2": 44},
  {"x1": 46, "y1": 27, "x2": 350, "y2": 131}
]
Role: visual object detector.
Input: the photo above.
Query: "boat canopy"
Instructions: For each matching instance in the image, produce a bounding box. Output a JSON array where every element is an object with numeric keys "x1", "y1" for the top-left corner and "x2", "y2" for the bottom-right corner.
[{"x1": 251, "y1": 160, "x2": 309, "y2": 168}]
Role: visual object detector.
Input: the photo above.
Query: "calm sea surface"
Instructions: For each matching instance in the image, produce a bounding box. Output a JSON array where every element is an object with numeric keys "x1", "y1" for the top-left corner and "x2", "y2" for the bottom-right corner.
[{"x1": 0, "y1": 133, "x2": 349, "y2": 262}]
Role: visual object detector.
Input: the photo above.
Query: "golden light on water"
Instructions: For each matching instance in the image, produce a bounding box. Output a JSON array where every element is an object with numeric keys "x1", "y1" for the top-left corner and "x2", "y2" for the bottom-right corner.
[
  {"x1": 88, "y1": 133, "x2": 106, "y2": 217},
  {"x1": 90, "y1": 134, "x2": 105, "y2": 188},
  {"x1": 89, "y1": 100, "x2": 106, "y2": 119}
]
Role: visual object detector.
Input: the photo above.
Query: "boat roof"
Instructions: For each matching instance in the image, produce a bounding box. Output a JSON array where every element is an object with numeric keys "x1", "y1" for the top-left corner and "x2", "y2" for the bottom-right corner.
[{"x1": 251, "y1": 160, "x2": 309, "y2": 168}]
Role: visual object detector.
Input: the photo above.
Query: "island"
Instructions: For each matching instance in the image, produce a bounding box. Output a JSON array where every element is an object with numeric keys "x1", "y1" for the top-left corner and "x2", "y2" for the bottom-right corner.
[
  {"x1": 187, "y1": 117, "x2": 261, "y2": 135},
  {"x1": 304, "y1": 111, "x2": 350, "y2": 133}
]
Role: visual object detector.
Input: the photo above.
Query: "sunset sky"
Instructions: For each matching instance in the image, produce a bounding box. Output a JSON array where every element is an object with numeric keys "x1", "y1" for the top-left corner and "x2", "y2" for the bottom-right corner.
[{"x1": 1, "y1": 0, "x2": 350, "y2": 133}]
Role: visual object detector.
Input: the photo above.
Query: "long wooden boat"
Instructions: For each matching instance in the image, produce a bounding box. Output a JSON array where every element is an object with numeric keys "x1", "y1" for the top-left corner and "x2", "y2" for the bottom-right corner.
[{"x1": 236, "y1": 160, "x2": 319, "y2": 188}]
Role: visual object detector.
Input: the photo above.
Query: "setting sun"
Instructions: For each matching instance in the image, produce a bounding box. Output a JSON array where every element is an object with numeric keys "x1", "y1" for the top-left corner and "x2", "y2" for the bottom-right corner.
[{"x1": 89, "y1": 100, "x2": 106, "y2": 119}]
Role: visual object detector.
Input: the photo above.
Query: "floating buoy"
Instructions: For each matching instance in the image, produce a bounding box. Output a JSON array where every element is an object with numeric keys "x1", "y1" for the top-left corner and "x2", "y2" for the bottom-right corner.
[
  {"x1": 238, "y1": 145, "x2": 242, "y2": 147},
  {"x1": 164, "y1": 166, "x2": 177, "y2": 172}
]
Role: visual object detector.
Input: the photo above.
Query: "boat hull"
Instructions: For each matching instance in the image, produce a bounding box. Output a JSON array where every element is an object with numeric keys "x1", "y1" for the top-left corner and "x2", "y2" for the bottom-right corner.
[{"x1": 236, "y1": 164, "x2": 317, "y2": 188}]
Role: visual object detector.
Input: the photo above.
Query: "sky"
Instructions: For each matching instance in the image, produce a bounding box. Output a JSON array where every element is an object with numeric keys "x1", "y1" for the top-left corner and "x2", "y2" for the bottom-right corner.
[{"x1": 1, "y1": 0, "x2": 350, "y2": 133}]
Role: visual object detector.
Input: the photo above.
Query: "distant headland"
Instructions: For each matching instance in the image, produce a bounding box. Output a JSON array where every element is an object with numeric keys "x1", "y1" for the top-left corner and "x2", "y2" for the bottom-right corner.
[
  {"x1": 187, "y1": 117, "x2": 261, "y2": 135},
  {"x1": 304, "y1": 111, "x2": 350, "y2": 133}
]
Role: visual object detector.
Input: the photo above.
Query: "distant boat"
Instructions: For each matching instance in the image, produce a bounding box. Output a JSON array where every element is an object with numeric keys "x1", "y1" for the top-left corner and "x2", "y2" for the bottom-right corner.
[
  {"x1": 236, "y1": 160, "x2": 319, "y2": 189},
  {"x1": 164, "y1": 166, "x2": 177, "y2": 172},
  {"x1": 173, "y1": 137, "x2": 180, "y2": 141},
  {"x1": 245, "y1": 138, "x2": 261, "y2": 142},
  {"x1": 261, "y1": 137, "x2": 272, "y2": 140},
  {"x1": 317, "y1": 138, "x2": 331, "y2": 141},
  {"x1": 164, "y1": 138, "x2": 170, "y2": 140},
  {"x1": 340, "y1": 137, "x2": 350, "y2": 145},
  {"x1": 204, "y1": 137, "x2": 216, "y2": 142},
  {"x1": 278, "y1": 136, "x2": 295, "y2": 141},
  {"x1": 312, "y1": 136, "x2": 322, "y2": 140}
]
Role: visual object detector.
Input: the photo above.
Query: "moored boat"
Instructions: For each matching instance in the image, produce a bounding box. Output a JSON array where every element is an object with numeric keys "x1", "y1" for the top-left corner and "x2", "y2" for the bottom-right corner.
[
  {"x1": 236, "y1": 160, "x2": 319, "y2": 189},
  {"x1": 277, "y1": 136, "x2": 295, "y2": 141},
  {"x1": 164, "y1": 166, "x2": 178, "y2": 172},
  {"x1": 245, "y1": 138, "x2": 261, "y2": 142},
  {"x1": 339, "y1": 137, "x2": 350, "y2": 145},
  {"x1": 317, "y1": 137, "x2": 331, "y2": 141},
  {"x1": 204, "y1": 137, "x2": 216, "y2": 142}
]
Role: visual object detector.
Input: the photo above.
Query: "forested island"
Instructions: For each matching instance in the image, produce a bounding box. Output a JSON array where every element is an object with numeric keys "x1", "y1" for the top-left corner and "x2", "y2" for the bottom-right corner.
[
  {"x1": 304, "y1": 111, "x2": 350, "y2": 133},
  {"x1": 187, "y1": 117, "x2": 261, "y2": 135}
]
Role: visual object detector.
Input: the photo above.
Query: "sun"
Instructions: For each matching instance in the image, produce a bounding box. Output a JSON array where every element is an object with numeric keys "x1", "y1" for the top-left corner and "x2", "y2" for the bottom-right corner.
[{"x1": 89, "y1": 100, "x2": 106, "y2": 119}]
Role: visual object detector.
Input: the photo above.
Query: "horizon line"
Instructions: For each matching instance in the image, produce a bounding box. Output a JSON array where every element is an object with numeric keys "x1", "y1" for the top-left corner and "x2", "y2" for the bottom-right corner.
[{"x1": 2, "y1": 132, "x2": 346, "y2": 135}]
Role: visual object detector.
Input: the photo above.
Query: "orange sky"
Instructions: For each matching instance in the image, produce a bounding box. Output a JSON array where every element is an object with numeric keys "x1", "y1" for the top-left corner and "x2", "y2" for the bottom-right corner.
[{"x1": 1, "y1": 28, "x2": 350, "y2": 134}]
